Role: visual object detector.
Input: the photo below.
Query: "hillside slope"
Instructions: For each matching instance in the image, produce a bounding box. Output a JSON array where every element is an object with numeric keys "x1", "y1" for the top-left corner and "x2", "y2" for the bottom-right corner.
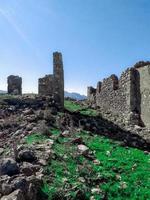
[{"x1": 0, "y1": 97, "x2": 149, "y2": 200}]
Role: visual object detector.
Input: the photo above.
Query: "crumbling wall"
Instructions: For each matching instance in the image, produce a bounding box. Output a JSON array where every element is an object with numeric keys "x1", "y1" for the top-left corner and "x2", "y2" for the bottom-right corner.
[
  {"x1": 38, "y1": 52, "x2": 64, "y2": 108},
  {"x1": 88, "y1": 67, "x2": 142, "y2": 125},
  {"x1": 38, "y1": 75, "x2": 54, "y2": 95},
  {"x1": 96, "y1": 71, "x2": 131, "y2": 116},
  {"x1": 87, "y1": 87, "x2": 96, "y2": 104},
  {"x1": 7, "y1": 75, "x2": 22, "y2": 95},
  {"x1": 136, "y1": 65, "x2": 150, "y2": 128}
]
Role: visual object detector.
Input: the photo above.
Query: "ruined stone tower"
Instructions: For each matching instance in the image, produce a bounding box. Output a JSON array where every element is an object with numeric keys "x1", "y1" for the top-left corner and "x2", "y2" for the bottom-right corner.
[
  {"x1": 7, "y1": 75, "x2": 22, "y2": 95},
  {"x1": 53, "y1": 52, "x2": 64, "y2": 107},
  {"x1": 38, "y1": 52, "x2": 64, "y2": 108}
]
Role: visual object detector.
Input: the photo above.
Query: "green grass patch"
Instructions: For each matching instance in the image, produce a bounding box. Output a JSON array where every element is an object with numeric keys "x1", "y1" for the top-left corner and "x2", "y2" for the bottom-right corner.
[
  {"x1": 64, "y1": 100, "x2": 83, "y2": 112},
  {"x1": 50, "y1": 128, "x2": 61, "y2": 135},
  {"x1": 65, "y1": 100, "x2": 97, "y2": 116},
  {"x1": 25, "y1": 128, "x2": 61, "y2": 145},
  {"x1": 0, "y1": 94, "x2": 15, "y2": 98},
  {"x1": 86, "y1": 135, "x2": 150, "y2": 200},
  {"x1": 25, "y1": 133, "x2": 48, "y2": 144},
  {"x1": 42, "y1": 142, "x2": 85, "y2": 199},
  {"x1": 80, "y1": 108, "x2": 97, "y2": 116},
  {"x1": 42, "y1": 130, "x2": 150, "y2": 200}
]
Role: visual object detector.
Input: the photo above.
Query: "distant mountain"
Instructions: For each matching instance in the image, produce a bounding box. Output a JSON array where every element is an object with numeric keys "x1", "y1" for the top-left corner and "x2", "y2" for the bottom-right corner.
[
  {"x1": 0, "y1": 90, "x2": 7, "y2": 94},
  {"x1": 0, "y1": 90, "x2": 87, "y2": 100},
  {"x1": 65, "y1": 91, "x2": 87, "y2": 100}
]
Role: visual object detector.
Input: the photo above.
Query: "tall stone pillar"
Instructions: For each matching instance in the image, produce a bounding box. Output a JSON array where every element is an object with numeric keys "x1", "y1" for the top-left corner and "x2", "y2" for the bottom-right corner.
[
  {"x1": 7, "y1": 75, "x2": 22, "y2": 95},
  {"x1": 87, "y1": 86, "x2": 96, "y2": 103},
  {"x1": 53, "y1": 52, "x2": 64, "y2": 108}
]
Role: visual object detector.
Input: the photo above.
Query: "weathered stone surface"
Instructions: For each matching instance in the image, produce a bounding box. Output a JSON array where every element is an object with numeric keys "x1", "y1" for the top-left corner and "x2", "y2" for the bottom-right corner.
[
  {"x1": 0, "y1": 158, "x2": 19, "y2": 176},
  {"x1": 18, "y1": 149, "x2": 37, "y2": 163},
  {"x1": 77, "y1": 144, "x2": 89, "y2": 154},
  {"x1": 136, "y1": 65, "x2": 150, "y2": 128},
  {"x1": 87, "y1": 87, "x2": 96, "y2": 103},
  {"x1": 20, "y1": 162, "x2": 40, "y2": 176},
  {"x1": 87, "y1": 63, "x2": 150, "y2": 128},
  {"x1": 0, "y1": 189, "x2": 25, "y2": 200},
  {"x1": 53, "y1": 52, "x2": 64, "y2": 107},
  {"x1": 38, "y1": 75, "x2": 54, "y2": 96},
  {"x1": 0, "y1": 174, "x2": 44, "y2": 200},
  {"x1": 1, "y1": 183, "x2": 13, "y2": 195},
  {"x1": 7, "y1": 75, "x2": 22, "y2": 95},
  {"x1": 0, "y1": 148, "x2": 4, "y2": 155},
  {"x1": 38, "y1": 52, "x2": 64, "y2": 108},
  {"x1": 134, "y1": 61, "x2": 150, "y2": 68}
]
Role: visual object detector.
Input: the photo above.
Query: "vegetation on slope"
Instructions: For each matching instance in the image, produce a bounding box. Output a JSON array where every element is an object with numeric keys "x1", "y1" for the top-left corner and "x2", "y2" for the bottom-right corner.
[
  {"x1": 24, "y1": 101, "x2": 150, "y2": 199},
  {"x1": 26, "y1": 128, "x2": 150, "y2": 200},
  {"x1": 64, "y1": 100, "x2": 97, "y2": 116}
]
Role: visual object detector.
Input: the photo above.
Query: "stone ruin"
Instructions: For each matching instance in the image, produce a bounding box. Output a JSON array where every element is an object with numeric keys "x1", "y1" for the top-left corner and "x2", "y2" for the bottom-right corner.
[
  {"x1": 88, "y1": 62, "x2": 150, "y2": 128},
  {"x1": 6, "y1": 52, "x2": 64, "y2": 108},
  {"x1": 38, "y1": 52, "x2": 64, "y2": 108},
  {"x1": 7, "y1": 75, "x2": 22, "y2": 95}
]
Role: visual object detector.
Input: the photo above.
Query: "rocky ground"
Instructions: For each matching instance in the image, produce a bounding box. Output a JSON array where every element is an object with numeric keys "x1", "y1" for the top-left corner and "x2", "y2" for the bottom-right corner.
[{"x1": 0, "y1": 95, "x2": 149, "y2": 200}]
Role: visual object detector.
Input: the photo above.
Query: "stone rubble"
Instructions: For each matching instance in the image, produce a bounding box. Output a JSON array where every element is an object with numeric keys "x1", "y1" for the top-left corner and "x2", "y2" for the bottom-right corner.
[
  {"x1": 0, "y1": 95, "x2": 149, "y2": 199},
  {"x1": 0, "y1": 96, "x2": 58, "y2": 200}
]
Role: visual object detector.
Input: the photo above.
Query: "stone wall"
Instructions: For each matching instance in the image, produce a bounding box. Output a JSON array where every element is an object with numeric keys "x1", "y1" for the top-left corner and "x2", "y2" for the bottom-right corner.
[
  {"x1": 87, "y1": 87, "x2": 96, "y2": 103},
  {"x1": 38, "y1": 75, "x2": 54, "y2": 95},
  {"x1": 96, "y1": 69, "x2": 133, "y2": 119},
  {"x1": 7, "y1": 75, "x2": 22, "y2": 95},
  {"x1": 136, "y1": 65, "x2": 150, "y2": 127},
  {"x1": 38, "y1": 52, "x2": 64, "y2": 108},
  {"x1": 88, "y1": 64, "x2": 150, "y2": 127}
]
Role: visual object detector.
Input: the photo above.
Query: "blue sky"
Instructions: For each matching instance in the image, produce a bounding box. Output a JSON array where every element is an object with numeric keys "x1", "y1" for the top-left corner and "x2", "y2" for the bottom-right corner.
[{"x1": 0, "y1": 0, "x2": 150, "y2": 94}]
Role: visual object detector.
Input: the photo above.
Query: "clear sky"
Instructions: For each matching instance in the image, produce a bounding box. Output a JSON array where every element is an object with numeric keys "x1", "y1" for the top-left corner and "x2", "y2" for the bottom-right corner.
[{"x1": 0, "y1": 0, "x2": 150, "y2": 95}]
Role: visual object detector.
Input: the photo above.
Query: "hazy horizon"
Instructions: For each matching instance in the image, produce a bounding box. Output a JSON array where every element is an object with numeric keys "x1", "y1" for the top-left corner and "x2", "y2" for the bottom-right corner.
[{"x1": 0, "y1": 0, "x2": 150, "y2": 95}]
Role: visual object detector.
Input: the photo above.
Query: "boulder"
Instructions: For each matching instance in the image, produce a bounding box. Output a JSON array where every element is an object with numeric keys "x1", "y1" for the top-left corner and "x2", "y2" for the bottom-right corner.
[
  {"x1": 0, "y1": 148, "x2": 4, "y2": 155},
  {"x1": 71, "y1": 137, "x2": 83, "y2": 144},
  {"x1": 20, "y1": 162, "x2": 40, "y2": 176},
  {"x1": 18, "y1": 149, "x2": 36, "y2": 163},
  {"x1": 77, "y1": 144, "x2": 89, "y2": 155},
  {"x1": 0, "y1": 158, "x2": 19, "y2": 176},
  {"x1": 1, "y1": 189, "x2": 25, "y2": 200},
  {"x1": 23, "y1": 108, "x2": 34, "y2": 115},
  {"x1": 1, "y1": 183, "x2": 13, "y2": 195},
  {"x1": 11, "y1": 177, "x2": 28, "y2": 192}
]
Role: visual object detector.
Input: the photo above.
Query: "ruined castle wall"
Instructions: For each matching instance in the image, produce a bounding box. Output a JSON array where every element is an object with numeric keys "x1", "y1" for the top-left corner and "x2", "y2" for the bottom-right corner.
[
  {"x1": 38, "y1": 75, "x2": 54, "y2": 96},
  {"x1": 38, "y1": 52, "x2": 64, "y2": 108},
  {"x1": 95, "y1": 68, "x2": 140, "y2": 123},
  {"x1": 7, "y1": 75, "x2": 22, "y2": 95},
  {"x1": 88, "y1": 64, "x2": 150, "y2": 127},
  {"x1": 87, "y1": 87, "x2": 96, "y2": 103},
  {"x1": 136, "y1": 65, "x2": 150, "y2": 128}
]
